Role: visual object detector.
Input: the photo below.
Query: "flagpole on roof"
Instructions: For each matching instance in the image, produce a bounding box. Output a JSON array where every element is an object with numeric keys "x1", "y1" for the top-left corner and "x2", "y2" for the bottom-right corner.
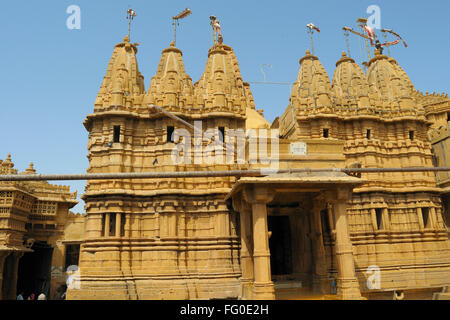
[
  {"x1": 127, "y1": 8, "x2": 137, "y2": 41},
  {"x1": 357, "y1": 18, "x2": 372, "y2": 61},
  {"x1": 343, "y1": 28, "x2": 351, "y2": 58},
  {"x1": 172, "y1": 8, "x2": 192, "y2": 47},
  {"x1": 306, "y1": 23, "x2": 320, "y2": 55}
]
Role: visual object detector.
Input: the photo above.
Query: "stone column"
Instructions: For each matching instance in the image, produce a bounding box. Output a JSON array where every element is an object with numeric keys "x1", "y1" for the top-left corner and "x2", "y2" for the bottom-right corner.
[
  {"x1": 243, "y1": 186, "x2": 275, "y2": 300},
  {"x1": 327, "y1": 187, "x2": 362, "y2": 300},
  {"x1": 116, "y1": 213, "x2": 121, "y2": 237},
  {"x1": 382, "y1": 208, "x2": 390, "y2": 231},
  {"x1": 233, "y1": 197, "x2": 254, "y2": 299},
  {"x1": 104, "y1": 213, "x2": 110, "y2": 237},
  {"x1": 311, "y1": 198, "x2": 328, "y2": 294},
  {"x1": 417, "y1": 207, "x2": 425, "y2": 231},
  {"x1": 430, "y1": 207, "x2": 437, "y2": 229}
]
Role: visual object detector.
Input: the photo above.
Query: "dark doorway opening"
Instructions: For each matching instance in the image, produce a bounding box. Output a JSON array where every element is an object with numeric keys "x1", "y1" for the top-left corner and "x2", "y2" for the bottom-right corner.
[
  {"x1": 17, "y1": 241, "x2": 53, "y2": 298},
  {"x1": 268, "y1": 216, "x2": 292, "y2": 275}
]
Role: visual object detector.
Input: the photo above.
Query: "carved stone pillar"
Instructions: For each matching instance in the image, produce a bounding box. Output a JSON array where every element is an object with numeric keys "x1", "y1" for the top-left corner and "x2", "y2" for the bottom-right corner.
[
  {"x1": 327, "y1": 187, "x2": 362, "y2": 300},
  {"x1": 116, "y1": 213, "x2": 121, "y2": 237},
  {"x1": 243, "y1": 186, "x2": 275, "y2": 300},
  {"x1": 233, "y1": 197, "x2": 254, "y2": 299},
  {"x1": 104, "y1": 213, "x2": 110, "y2": 237},
  {"x1": 311, "y1": 197, "x2": 328, "y2": 294}
]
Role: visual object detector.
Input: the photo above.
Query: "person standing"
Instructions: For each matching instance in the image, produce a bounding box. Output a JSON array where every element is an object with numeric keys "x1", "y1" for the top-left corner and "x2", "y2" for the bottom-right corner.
[
  {"x1": 16, "y1": 292, "x2": 24, "y2": 300},
  {"x1": 37, "y1": 293, "x2": 47, "y2": 300}
]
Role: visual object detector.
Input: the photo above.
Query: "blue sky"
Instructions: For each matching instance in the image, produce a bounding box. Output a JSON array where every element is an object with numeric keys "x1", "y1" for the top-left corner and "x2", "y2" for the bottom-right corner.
[{"x1": 1, "y1": 0, "x2": 449, "y2": 213}]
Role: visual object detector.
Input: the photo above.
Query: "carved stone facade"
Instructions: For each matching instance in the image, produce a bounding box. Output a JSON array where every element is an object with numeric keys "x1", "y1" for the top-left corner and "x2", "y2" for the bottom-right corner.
[
  {"x1": 69, "y1": 38, "x2": 251, "y2": 300},
  {"x1": 62, "y1": 36, "x2": 450, "y2": 300},
  {"x1": 278, "y1": 49, "x2": 450, "y2": 299},
  {"x1": 0, "y1": 155, "x2": 82, "y2": 300}
]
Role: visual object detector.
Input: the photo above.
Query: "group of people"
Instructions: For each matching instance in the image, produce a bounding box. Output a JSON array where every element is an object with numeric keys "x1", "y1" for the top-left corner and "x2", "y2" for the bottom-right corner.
[
  {"x1": 16, "y1": 292, "x2": 47, "y2": 300},
  {"x1": 16, "y1": 284, "x2": 67, "y2": 301}
]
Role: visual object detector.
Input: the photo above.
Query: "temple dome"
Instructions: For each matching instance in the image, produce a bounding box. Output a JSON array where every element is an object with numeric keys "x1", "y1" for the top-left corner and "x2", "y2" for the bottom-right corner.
[
  {"x1": 332, "y1": 52, "x2": 370, "y2": 99},
  {"x1": 366, "y1": 50, "x2": 414, "y2": 104},
  {"x1": 95, "y1": 36, "x2": 146, "y2": 110},
  {"x1": 289, "y1": 50, "x2": 332, "y2": 110},
  {"x1": 144, "y1": 42, "x2": 194, "y2": 110},
  {"x1": 331, "y1": 52, "x2": 372, "y2": 114},
  {"x1": 193, "y1": 43, "x2": 254, "y2": 114}
]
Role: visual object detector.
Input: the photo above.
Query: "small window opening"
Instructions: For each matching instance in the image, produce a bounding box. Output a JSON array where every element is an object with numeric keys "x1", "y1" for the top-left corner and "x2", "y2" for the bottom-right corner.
[
  {"x1": 409, "y1": 130, "x2": 414, "y2": 140},
  {"x1": 101, "y1": 213, "x2": 106, "y2": 236},
  {"x1": 422, "y1": 208, "x2": 430, "y2": 228},
  {"x1": 375, "y1": 208, "x2": 383, "y2": 230},
  {"x1": 120, "y1": 214, "x2": 126, "y2": 237},
  {"x1": 219, "y1": 127, "x2": 225, "y2": 143},
  {"x1": 366, "y1": 129, "x2": 371, "y2": 140},
  {"x1": 323, "y1": 128, "x2": 329, "y2": 138},
  {"x1": 167, "y1": 126, "x2": 175, "y2": 143},
  {"x1": 113, "y1": 126, "x2": 121, "y2": 143},
  {"x1": 109, "y1": 213, "x2": 116, "y2": 236},
  {"x1": 447, "y1": 112, "x2": 450, "y2": 122},
  {"x1": 64, "y1": 244, "x2": 80, "y2": 270}
]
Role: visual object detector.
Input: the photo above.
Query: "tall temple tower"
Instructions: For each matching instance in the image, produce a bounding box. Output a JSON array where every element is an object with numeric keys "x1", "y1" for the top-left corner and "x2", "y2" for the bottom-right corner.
[
  {"x1": 70, "y1": 36, "x2": 255, "y2": 299},
  {"x1": 279, "y1": 48, "x2": 450, "y2": 297},
  {"x1": 68, "y1": 27, "x2": 450, "y2": 300}
]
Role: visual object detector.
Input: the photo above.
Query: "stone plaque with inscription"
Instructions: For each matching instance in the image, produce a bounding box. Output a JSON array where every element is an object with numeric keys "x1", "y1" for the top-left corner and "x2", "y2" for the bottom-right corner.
[{"x1": 290, "y1": 141, "x2": 307, "y2": 155}]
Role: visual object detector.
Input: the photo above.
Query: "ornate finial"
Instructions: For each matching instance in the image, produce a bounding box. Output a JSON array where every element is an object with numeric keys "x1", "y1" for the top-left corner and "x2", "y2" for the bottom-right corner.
[
  {"x1": 306, "y1": 23, "x2": 320, "y2": 55},
  {"x1": 336, "y1": 51, "x2": 355, "y2": 67},
  {"x1": 170, "y1": 41, "x2": 175, "y2": 47},
  {"x1": 210, "y1": 15, "x2": 223, "y2": 45},
  {"x1": 4, "y1": 154, "x2": 13, "y2": 169},
  {"x1": 305, "y1": 49, "x2": 311, "y2": 55},
  {"x1": 25, "y1": 162, "x2": 36, "y2": 174},
  {"x1": 126, "y1": 8, "x2": 137, "y2": 41},
  {"x1": 123, "y1": 35, "x2": 130, "y2": 43},
  {"x1": 172, "y1": 8, "x2": 192, "y2": 47}
]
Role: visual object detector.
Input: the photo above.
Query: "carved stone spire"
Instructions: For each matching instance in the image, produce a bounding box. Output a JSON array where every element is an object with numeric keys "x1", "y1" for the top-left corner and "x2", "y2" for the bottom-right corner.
[
  {"x1": 193, "y1": 43, "x2": 253, "y2": 116},
  {"x1": 332, "y1": 52, "x2": 372, "y2": 113},
  {"x1": 145, "y1": 42, "x2": 194, "y2": 111},
  {"x1": 94, "y1": 36, "x2": 146, "y2": 111},
  {"x1": 366, "y1": 50, "x2": 419, "y2": 114},
  {"x1": 289, "y1": 50, "x2": 332, "y2": 111}
]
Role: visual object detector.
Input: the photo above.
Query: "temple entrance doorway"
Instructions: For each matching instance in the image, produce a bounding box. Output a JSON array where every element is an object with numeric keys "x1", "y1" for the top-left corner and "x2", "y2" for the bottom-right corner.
[
  {"x1": 268, "y1": 205, "x2": 318, "y2": 299},
  {"x1": 17, "y1": 241, "x2": 53, "y2": 298},
  {"x1": 268, "y1": 216, "x2": 292, "y2": 276}
]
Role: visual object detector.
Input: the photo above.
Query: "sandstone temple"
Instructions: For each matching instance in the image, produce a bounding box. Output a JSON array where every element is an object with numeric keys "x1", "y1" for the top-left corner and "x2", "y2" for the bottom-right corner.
[{"x1": 1, "y1": 28, "x2": 450, "y2": 300}]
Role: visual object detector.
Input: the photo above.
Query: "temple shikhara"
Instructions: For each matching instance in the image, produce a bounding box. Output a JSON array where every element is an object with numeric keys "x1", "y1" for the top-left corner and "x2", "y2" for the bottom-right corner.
[{"x1": 1, "y1": 14, "x2": 450, "y2": 300}]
